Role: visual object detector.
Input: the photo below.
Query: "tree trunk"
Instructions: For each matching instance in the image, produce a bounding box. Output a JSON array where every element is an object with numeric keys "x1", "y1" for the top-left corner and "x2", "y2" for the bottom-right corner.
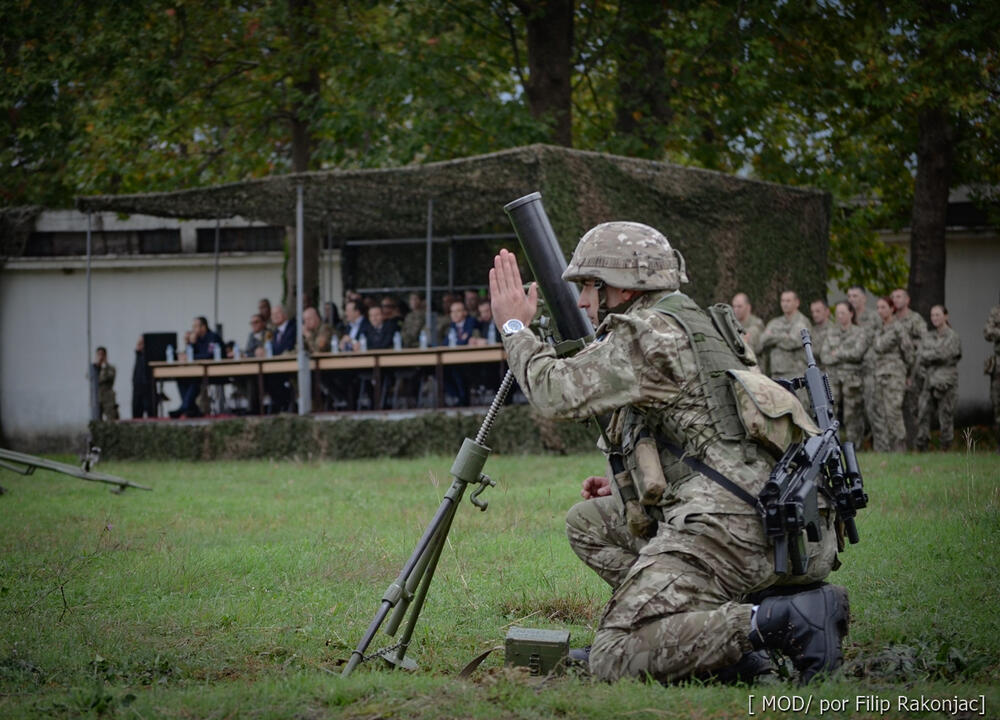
[
  {"x1": 284, "y1": 0, "x2": 320, "y2": 312},
  {"x1": 614, "y1": 5, "x2": 672, "y2": 157},
  {"x1": 515, "y1": 0, "x2": 574, "y2": 146},
  {"x1": 907, "y1": 107, "x2": 954, "y2": 320}
]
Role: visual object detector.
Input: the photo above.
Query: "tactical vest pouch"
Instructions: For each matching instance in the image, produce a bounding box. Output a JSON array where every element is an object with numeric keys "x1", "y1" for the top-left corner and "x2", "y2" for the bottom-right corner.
[
  {"x1": 708, "y1": 303, "x2": 753, "y2": 365},
  {"x1": 617, "y1": 469, "x2": 657, "y2": 539},
  {"x1": 632, "y1": 434, "x2": 668, "y2": 506},
  {"x1": 727, "y1": 369, "x2": 820, "y2": 456}
]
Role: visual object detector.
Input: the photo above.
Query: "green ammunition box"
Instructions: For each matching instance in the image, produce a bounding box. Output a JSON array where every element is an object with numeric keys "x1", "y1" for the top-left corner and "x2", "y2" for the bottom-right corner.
[{"x1": 504, "y1": 627, "x2": 570, "y2": 676}]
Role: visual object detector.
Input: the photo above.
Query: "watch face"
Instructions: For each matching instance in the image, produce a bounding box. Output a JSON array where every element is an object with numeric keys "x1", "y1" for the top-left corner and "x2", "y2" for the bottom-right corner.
[{"x1": 503, "y1": 319, "x2": 524, "y2": 335}]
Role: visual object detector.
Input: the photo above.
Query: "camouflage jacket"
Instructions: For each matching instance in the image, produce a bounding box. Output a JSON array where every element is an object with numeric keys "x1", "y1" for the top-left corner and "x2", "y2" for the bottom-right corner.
[
  {"x1": 760, "y1": 311, "x2": 810, "y2": 376},
  {"x1": 740, "y1": 314, "x2": 765, "y2": 356},
  {"x1": 984, "y1": 305, "x2": 1000, "y2": 356},
  {"x1": 917, "y1": 326, "x2": 961, "y2": 391},
  {"x1": 872, "y1": 319, "x2": 914, "y2": 378},
  {"x1": 97, "y1": 363, "x2": 116, "y2": 405},
  {"x1": 895, "y1": 309, "x2": 927, "y2": 347},
  {"x1": 303, "y1": 323, "x2": 334, "y2": 354},
  {"x1": 400, "y1": 309, "x2": 427, "y2": 348},
  {"x1": 503, "y1": 291, "x2": 786, "y2": 514},
  {"x1": 810, "y1": 321, "x2": 832, "y2": 367},
  {"x1": 821, "y1": 324, "x2": 867, "y2": 374}
]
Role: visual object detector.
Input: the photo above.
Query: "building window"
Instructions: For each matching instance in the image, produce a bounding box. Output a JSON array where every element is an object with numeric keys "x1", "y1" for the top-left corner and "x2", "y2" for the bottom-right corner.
[{"x1": 196, "y1": 226, "x2": 284, "y2": 252}]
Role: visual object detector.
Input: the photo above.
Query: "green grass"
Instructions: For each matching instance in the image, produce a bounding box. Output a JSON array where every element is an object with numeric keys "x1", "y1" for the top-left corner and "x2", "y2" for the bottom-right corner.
[{"x1": 1, "y1": 448, "x2": 998, "y2": 718}]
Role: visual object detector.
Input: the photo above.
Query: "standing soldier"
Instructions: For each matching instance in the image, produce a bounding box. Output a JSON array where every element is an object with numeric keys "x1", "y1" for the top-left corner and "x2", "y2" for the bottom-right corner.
[
  {"x1": 732, "y1": 292, "x2": 766, "y2": 370},
  {"x1": 761, "y1": 291, "x2": 811, "y2": 404},
  {"x1": 983, "y1": 297, "x2": 1000, "y2": 452},
  {"x1": 915, "y1": 306, "x2": 961, "y2": 451},
  {"x1": 821, "y1": 302, "x2": 867, "y2": 445},
  {"x1": 891, "y1": 288, "x2": 927, "y2": 448},
  {"x1": 94, "y1": 346, "x2": 119, "y2": 421},
  {"x1": 490, "y1": 225, "x2": 848, "y2": 686},
  {"x1": 847, "y1": 286, "x2": 880, "y2": 449},
  {"x1": 809, "y1": 299, "x2": 832, "y2": 368},
  {"x1": 872, "y1": 298, "x2": 914, "y2": 452}
]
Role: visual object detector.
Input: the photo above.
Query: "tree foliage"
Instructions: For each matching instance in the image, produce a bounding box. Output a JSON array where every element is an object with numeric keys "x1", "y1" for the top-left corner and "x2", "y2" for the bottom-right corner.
[{"x1": 4, "y1": 0, "x2": 998, "y2": 302}]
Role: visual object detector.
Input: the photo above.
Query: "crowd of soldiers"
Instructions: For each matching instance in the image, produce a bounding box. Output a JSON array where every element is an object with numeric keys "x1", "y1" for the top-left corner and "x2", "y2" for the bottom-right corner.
[{"x1": 734, "y1": 286, "x2": 982, "y2": 452}]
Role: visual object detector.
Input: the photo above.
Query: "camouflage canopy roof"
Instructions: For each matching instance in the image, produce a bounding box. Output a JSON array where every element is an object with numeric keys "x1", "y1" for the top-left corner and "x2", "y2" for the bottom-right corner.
[{"x1": 71, "y1": 144, "x2": 830, "y2": 315}]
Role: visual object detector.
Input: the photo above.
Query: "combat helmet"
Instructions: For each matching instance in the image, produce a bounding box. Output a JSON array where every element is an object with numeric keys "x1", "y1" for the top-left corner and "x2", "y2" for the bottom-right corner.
[{"x1": 562, "y1": 221, "x2": 688, "y2": 291}]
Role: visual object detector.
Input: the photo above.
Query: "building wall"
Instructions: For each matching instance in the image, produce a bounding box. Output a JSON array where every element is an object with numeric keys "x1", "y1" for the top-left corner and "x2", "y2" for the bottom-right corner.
[{"x1": 1, "y1": 211, "x2": 342, "y2": 450}]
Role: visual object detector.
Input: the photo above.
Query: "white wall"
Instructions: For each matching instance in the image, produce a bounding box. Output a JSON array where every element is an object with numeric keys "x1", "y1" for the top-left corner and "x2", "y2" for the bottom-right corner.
[{"x1": 0, "y1": 255, "x2": 283, "y2": 445}]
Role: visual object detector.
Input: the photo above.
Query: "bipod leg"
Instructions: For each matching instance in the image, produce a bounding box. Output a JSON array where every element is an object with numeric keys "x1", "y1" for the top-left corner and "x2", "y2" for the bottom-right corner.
[
  {"x1": 383, "y1": 482, "x2": 464, "y2": 670},
  {"x1": 341, "y1": 476, "x2": 468, "y2": 677}
]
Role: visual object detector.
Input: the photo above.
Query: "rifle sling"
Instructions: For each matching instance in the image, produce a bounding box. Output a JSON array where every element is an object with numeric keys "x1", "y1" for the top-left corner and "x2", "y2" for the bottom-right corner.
[{"x1": 659, "y1": 439, "x2": 760, "y2": 511}]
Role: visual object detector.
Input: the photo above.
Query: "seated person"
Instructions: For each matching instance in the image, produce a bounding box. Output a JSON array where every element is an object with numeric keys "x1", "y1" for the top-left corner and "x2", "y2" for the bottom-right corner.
[
  {"x1": 360, "y1": 305, "x2": 400, "y2": 409},
  {"x1": 302, "y1": 306, "x2": 334, "y2": 353},
  {"x1": 271, "y1": 304, "x2": 297, "y2": 355},
  {"x1": 245, "y1": 313, "x2": 270, "y2": 357},
  {"x1": 171, "y1": 316, "x2": 222, "y2": 418},
  {"x1": 444, "y1": 300, "x2": 480, "y2": 405},
  {"x1": 264, "y1": 304, "x2": 296, "y2": 412},
  {"x1": 473, "y1": 298, "x2": 498, "y2": 344},
  {"x1": 339, "y1": 299, "x2": 371, "y2": 351},
  {"x1": 401, "y1": 292, "x2": 432, "y2": 347},
  {"x1": 362, "y1": 305, "x2": 399, "y2": 350}
]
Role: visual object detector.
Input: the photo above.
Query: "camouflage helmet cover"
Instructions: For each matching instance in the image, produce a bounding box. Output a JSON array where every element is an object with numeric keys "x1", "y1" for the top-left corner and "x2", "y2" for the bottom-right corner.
[{"x1": 562, "y1": 221, "x2": 689, "y2": 291}]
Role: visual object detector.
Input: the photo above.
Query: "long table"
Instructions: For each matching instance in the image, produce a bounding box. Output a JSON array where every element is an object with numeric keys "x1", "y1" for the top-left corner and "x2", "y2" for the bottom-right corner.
[{"x1": 148, "y1": 345, "x2": 507, "y2": 413}]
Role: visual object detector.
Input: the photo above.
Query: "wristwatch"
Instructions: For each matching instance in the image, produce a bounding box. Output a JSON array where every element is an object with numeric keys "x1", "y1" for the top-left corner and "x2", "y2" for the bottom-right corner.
[{"x1": 501, "y1": 318, "x2": 525, "y2": 337}]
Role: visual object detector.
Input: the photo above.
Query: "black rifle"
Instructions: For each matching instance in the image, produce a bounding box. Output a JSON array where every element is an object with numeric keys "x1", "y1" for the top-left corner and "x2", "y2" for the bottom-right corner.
[{"x1": 760, "y1": 329, "x2": 868, "y2": 575}]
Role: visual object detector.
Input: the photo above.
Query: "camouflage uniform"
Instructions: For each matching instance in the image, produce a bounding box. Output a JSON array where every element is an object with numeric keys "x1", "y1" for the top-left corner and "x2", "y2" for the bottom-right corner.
[
  {"x1": 810, "y1": 321, "x2": 831, "y2": 370},
  {"x1": 895, "y1": 310, "x2": 927, "y2": 448},
  {"x1": 504, "y1": 288, "x2": 839, "y2": 683},
  {"x1": 98, "y1": 363, "x2": 119, "y2": 421},
  {"x1": 821, "y1": 324, "x2": 867, "y2": 445},
  {"x1": 871, "y1": 319, "x2": 914, "y2": 452},
  {"x1": 400, "y1": 308, "x2": 428, "y2": 348},
  {"x1": 761, "y1": 310, "x2": 811, "y2": 406},
  {"x1": 303, "y1": 323, "x2": 334, "y2": 354},
  {"x1": 916, "y1": 325, "x2": 961, "y2": 450},
  {"x1": 855, "y1": 308, "x2": 881, "y2": 446},
  {"x1": 761, "y1": 311, "x2": 810, "y2": 379},
  {"x1": 985, "y1": 306, "x2": 1000, "y2": 437},
  {"x1": 738, "y1": 313, "x2": 766, "y2": 375}
]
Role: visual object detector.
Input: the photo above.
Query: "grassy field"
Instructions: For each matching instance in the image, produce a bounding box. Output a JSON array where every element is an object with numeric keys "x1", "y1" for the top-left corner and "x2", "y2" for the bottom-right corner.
[{"x1": 1, "y1": 447, "x2": 998, "y2": 718}]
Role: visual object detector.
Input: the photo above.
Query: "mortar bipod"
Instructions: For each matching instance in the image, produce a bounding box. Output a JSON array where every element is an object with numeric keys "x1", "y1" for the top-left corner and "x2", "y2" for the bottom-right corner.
[{"x1": 340, "y1": 371, "x2": 513, "y2": 677}]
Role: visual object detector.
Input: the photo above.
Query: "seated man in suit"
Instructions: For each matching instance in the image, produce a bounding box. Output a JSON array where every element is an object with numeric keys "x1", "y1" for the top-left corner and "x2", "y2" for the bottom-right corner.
[
  {"x1": 171, "y1": 316, "x2": 222, "y2": 418},
  {"x1": 360, "y1": 305, "x2": 400, "y2": 408},
  {"x1": 265, "y1": 304, "x2": 297, "y2": 412}
]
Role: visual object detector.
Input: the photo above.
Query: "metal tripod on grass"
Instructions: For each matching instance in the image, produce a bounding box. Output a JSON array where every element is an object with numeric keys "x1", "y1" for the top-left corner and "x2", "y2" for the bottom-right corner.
[{"x1": 341, "y1": 371, "x2": 515, "y2": 677}]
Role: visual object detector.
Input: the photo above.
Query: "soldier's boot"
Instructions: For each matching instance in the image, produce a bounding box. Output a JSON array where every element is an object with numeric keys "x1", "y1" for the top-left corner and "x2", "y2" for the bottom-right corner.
[{"x1": 751, "y1": 584, "x2": 849, "y2": 684}]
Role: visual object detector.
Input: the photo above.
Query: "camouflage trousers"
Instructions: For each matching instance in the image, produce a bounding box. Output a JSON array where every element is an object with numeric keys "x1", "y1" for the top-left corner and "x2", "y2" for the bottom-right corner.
[
  {"x1": 862, "y1": 367, "x2": 881, "y2": 448},
  {"x1": 916, "y1": 382, "x2": 957, "y2": 449},
  {"x1": 565, "y1": 496, "x2": 838, "y2": 683},
  {"x1": 829, "y1": 371, "x2": 865, "y2": 446},
  {"x1": 872, "y1": 370, "x2": 907, "y2": 452},
  {"x1": 902, "y1": 375, "x2": 922, "y2": 450}
]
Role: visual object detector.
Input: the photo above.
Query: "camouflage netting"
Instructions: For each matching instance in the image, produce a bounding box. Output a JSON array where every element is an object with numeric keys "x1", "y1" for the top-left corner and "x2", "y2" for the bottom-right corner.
[{"x1": 74, "y1": 144, "x2": 830, "y2": 318}]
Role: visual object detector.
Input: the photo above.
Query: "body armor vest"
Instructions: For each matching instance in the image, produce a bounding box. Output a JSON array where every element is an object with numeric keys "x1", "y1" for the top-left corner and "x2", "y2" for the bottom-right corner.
[
  {"x1": 652, "y1": 293, "x2": 755, "y2": 444},
  {"x1": 619, "y1": 294, "x2": 758, "y2": 515}
]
